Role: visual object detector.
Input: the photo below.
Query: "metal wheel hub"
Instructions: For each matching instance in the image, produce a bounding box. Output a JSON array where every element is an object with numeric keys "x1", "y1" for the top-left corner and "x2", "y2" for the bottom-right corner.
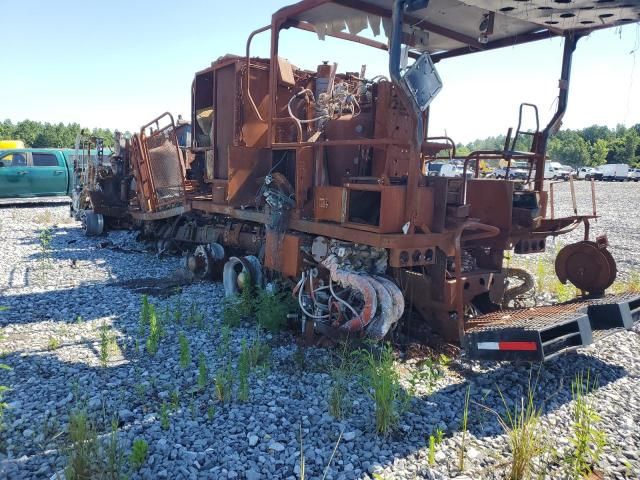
[{"x1": 555, "y1": 241, "x2": 617, "y2": 294}]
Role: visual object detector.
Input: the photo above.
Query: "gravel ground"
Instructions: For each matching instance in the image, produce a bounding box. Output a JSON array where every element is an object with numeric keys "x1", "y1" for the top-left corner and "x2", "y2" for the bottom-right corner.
[{"x1": 0, "y1": 183, "x2": 639, "y2": 480}]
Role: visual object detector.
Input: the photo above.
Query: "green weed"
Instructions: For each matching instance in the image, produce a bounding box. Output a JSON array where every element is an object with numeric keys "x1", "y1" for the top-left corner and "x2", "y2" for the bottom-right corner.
[
  {"x1": 173, "y1": 297, "x2": 183, "y2": 324},
  {"x1": 38, "y1": 227, "x2": 53, "y2": 275},
  {"x1": 145, "y1": 304, "x2": 162, "y2": 355},
  {"x1": 216, "y1": 325, "x2": 231, "y2": 357},
  {"x1": 214, "y1": 363, "x2": 234, "y2": 403},
  {"x1": 428, "y1": 434, "x2": 437, "y2": 466},
  {"x1": 567, "y1": 371, "x2": 607, "y2": 477},
  {"x1": 188, "y1": 303, "x2": 205, "y2": 329},
  {"x1": 327, "y1": 349, "x2": 352, "y2": 420},
  {"x1": 207, "y1": 405, "x2": 215, "y2": 420},
  {"x1": 553, "y1": 280, "x2": 575, "y2": 303},
  {"x1": 459, "y1": 385, "x2": 471, "y2": 472},
  {"x1": 254, "y1": 289, "x2": 294, "y2": 332},
  {"x1": 222, "y1": 288, "x2": 254, "y2": 327},
  {"x1": 65, "y1": 410, "x2": 98, "y2": 480},
  {"x1": 178, "y1": 333, "x2": 191, "y2": 368},
  {"x1": 408, "y1": 356, "x2": 446, "y2": 396},
  {"x1": 495, "y1": 383, "x2": 544, "y2": 480},
  {"x1": 246, "y1": 334, "x2": 271, "y2": 369},
  {"x1": 159, "y1": 402, "x2": 170, "y2": 430},
  {"x1": 47, "y1": 337, "x2": 61, "y2": 351},
  {"x1": 358, "y1": 344, "x2": 408, "y2": 435},
  {"x1": 197, "y1": 352, "x2": 208, "y2": 389},
  {"x1": 104, "y1": 417, "x2": 124, "y2": 479},
  {"x1": 129, "y1": 438, "x2": 148, "y2": 470},
  {"x1": 170, "y1": 389, "x2": 180, "y2": 411},
  {"x1": 99, "y1": 323, "x2": 118, "y2": 367}
]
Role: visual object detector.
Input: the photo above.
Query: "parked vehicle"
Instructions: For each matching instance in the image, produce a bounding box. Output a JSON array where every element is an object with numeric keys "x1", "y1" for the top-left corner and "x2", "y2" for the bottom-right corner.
[
  {"x1": 492, "y1": 161, "x2": 529, "y2": 180},
  {"x1": 627, "y1": 168, "x2": 640, "y2": 182},
  {"x1": 599, "y1": 163, "x2": 629, "y2": 182},
  {"x1": 426, "y1": 162, "x2": 459, "y2": 177},
  {"x1": 577, "y1": 166, "x2": 595, "y2": 180},
  {"x1": 543, "y1": 161, "x2": 571, "y2": 180},
  {"x1": 0, "y1": 149, "x2": 74, "y2": 198}
]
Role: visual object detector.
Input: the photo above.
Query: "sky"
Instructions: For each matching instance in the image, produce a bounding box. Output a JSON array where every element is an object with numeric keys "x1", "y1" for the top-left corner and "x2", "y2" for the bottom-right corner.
[{"x1": 1, "y1": 0, "x2": 639, "y2": 143}]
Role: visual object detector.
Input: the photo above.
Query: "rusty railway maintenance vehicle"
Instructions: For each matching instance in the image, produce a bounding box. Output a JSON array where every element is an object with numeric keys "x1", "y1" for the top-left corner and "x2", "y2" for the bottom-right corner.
[{"x1": 76, "y1": 0, "x2": 640, "y2": 362}]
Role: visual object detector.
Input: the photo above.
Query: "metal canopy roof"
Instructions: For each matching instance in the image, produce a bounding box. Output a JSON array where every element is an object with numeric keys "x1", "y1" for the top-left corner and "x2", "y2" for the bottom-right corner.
[{"x1": 284, "y1": 0, "x2": 640, "y2": 59}]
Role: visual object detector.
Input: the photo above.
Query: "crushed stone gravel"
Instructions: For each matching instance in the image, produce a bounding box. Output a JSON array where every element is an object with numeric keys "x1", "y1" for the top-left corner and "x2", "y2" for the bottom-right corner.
[{"x1": 0, "y1": 182, "x2": 638, "y2": 480}]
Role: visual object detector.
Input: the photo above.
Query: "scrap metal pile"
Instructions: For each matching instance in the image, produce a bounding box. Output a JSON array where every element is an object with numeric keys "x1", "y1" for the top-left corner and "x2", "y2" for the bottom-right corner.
[{"x1": 71, "y1": 0, "x2": 640, "y2": 361}]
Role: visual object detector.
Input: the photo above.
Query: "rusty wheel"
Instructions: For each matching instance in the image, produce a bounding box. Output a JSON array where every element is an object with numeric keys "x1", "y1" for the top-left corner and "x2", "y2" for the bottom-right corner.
[{"x1": 555, "y1": 241, "x2": 617, "y2": 294}]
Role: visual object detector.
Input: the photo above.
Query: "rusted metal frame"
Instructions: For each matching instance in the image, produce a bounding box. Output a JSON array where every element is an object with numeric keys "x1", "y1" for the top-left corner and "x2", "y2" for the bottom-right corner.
[
  {"x1": 424, "y1": 136, "x2": 456, "y2": 158},
  {"x1": 189, "y1": 199, "x2": 499, "y2": 251},
  {"x1": 535, "y1": 33, "x2": 581, "y2": 193},
  {"x1": 453, "y1": 221, "x2": 501, "y2": 340},
  {"x1": 388, "y1": 0, "x2": 423, "y2": 232},
  {"x1": 431, "y1": 29, "x2": 557, "y2": 63},
  {"x1": 141, "y1": 112, "x2": 187, "y2": 209},
  {"x1": 335, "y1": 0, "x2": 484, "y2": 50},
  {"x1": 129, "y1": 205, "x2": 190, "y2": 221},
  {"x1": 583, "y1": 218, "x2": 590, "y2": 242},
  {"x1": 268, "y1": 0, "x2": 336, "y2": 147},
  {"x1": 462, "y1": 150, "x2": 535, "y2": 200},
  {"x1": 590, "y1": 178, "x2": 597, "y2": 216},
  {"x1": 137, "y1": 133, "x2": 160, "y2": 212},
  {"x1": 272, "y1": 117, "x2": 304, "y2": 143},
  {"x1": 130, "y1": 134, "x2": 155, "y2": 213},
  {"x1": 550, "y1": 181, "x2": 555, "y2": 219},
  {"x1": 191, "y1": 200, "x2": 267, "y2": 224},
  {"x1": 568, "y1": 174, "x2": 577, "y2": 215},
  {"x1": 245, "y1": 25, "x2": 271, "y2": 123},
  {"x1": 272, "y1": 138, "x2": 408, "y2": 149}
]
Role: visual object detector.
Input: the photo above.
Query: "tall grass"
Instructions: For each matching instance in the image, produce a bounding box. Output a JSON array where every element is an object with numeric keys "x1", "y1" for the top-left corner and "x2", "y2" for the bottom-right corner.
[
  {"x1": 458, "y1": 385, "x2": 471, "y2": 472},
  {"x1": 567, "y1": 371, "x2": 607, "y2": 477},
  {"x1": 358, "y1": 344, "x2": 407, "y2": 435},
  {"x1": 496, "y1": 386, "x2": 544, "y2": 480}
]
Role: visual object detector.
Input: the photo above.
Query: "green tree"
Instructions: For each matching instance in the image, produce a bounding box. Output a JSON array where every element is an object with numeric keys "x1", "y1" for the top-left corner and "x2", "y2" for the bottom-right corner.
[
  {"x1": 588, "y1": 139, "x2": 608, "y2": 166},
  {"x1": 13, "y1": 120, "x2": 43, "y2": 146},
  {"x1": 548, "y1": 131, "x2": 590, "y2": 167},
  {"x1": 0, "y1": 119, "x2": 16, "y2": 140}
]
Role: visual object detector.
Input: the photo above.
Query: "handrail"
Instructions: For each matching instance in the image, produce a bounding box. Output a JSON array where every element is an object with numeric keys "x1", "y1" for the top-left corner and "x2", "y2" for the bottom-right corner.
[
  {"x1": 424, "y1": 136, "x2": 457, "y2": 159},
  {"x1": 245, "y1": 25, "x2": 271, "y2": 123},
  {"x1": 453, "y1": 221, "x2": 501, "y2": 340}
]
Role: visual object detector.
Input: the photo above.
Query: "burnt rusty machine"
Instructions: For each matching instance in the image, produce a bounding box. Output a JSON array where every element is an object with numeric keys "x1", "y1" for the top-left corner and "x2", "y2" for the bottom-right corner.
[{"x1": 118, "y1": 0, "x2": 639, "y2": 361}]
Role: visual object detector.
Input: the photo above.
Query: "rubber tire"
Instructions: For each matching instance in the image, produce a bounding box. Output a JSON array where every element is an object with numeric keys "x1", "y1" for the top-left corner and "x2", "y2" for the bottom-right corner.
[{"x1": 83, "y1": 212, "x2": 104, "y2": 236}]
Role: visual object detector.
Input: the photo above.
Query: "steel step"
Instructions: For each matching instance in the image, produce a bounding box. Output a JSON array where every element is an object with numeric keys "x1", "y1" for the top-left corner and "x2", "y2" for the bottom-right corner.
[{"x1": 463, "y1": 293, "x2": 640, "y2": 362}]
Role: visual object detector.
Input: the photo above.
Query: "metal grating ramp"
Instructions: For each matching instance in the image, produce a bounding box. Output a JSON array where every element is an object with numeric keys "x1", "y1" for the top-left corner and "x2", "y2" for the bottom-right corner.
[{"x1": 463, "y1": 294, "x2": 640, "y2": 362}]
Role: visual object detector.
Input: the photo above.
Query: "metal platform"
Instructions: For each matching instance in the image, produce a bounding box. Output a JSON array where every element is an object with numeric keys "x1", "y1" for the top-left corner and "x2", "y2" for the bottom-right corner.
[{"x1": 463, "y1": 294, "x2": 640, "y2": 362}]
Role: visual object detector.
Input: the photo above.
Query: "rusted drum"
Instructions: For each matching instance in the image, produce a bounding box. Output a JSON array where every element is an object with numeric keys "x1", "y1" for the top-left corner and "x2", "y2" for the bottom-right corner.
[{"x1": 555, "y1": 241, "x2": 617, "y2": 294}]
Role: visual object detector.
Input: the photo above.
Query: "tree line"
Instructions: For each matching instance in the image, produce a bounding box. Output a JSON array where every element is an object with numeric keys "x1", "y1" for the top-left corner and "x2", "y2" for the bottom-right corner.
[
  {"x1": 0, "y1": 119, "x2": 116, "y2": 149},
  {"x1": 2, "y1": 118, "x2": 639, "y2": 167},
  {"x1": 457, "y1": 123, "x2": 640, "y2": 167}
]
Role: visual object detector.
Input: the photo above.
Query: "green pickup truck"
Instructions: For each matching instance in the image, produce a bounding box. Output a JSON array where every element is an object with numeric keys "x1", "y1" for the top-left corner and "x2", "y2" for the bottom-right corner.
[{"x1": 0, "y1": 149, "x2": 74, "y2": 199}]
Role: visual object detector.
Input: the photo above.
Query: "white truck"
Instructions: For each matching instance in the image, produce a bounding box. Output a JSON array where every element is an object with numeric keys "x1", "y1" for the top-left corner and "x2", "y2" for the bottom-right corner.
[
  {"x1": 544, "y1": 161, "x2": 570, "y2": 180},
  {"x1": 599, "y1": 163, "x2": 629, "y2": 182}
]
